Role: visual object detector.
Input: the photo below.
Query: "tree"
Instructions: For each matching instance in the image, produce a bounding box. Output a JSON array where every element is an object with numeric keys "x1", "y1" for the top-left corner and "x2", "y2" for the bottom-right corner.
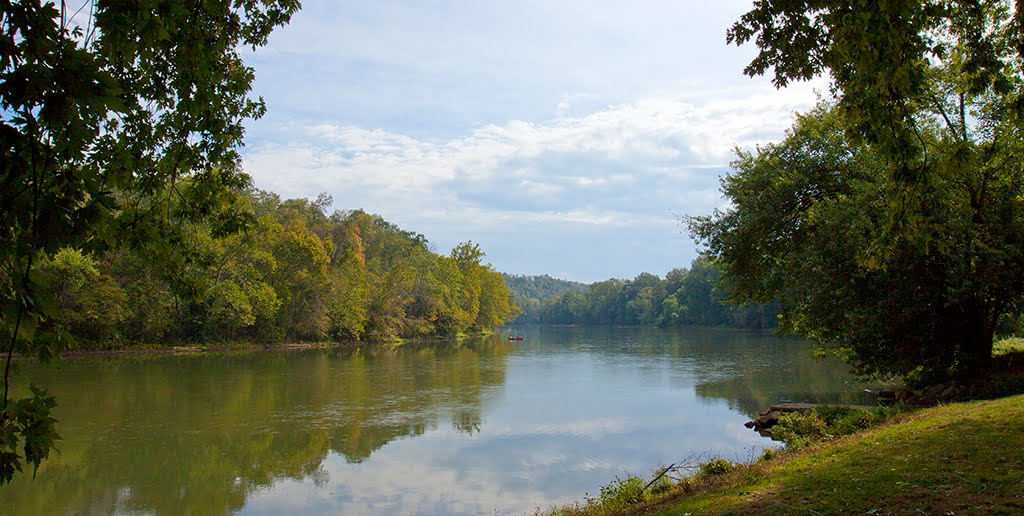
[
  {"x1": 624, "y1": 272, "x2": 661, "y2": 325},
  {"x1": 329, "y1": 224, "x2": 369, "y2": 340},
  {"x1": 708, "y1": 0, "x2": 1024, "y2": 382},
  {"x1": 476, "y1": 268, "x2": 519, "y2": 331},
  {"x1": 267, "y1": 216, "x2": 332, "y2": 340},
  {"x1": 198, "y1": 213, "x2": 282, "y2": 342},
  {"x1": 689, "y1": 103, "x2": 1024, "y2": 384},
  {"x1": 521, "y1": 262, "x2": 776, "y2": 329},
  {"x1": 364, "y1": 264, "x2": 415, "y2": 341},
  {"x1": 35, "y1": 248, "x2": 126, "y2": 343},
  {"x1": 451, "y1": 242, "x2": 484, "y2": 327},
  {"x1": 1, "y1": 1, "x2": 299, "y2": 484},
  {"x1": 448, "y1": 241, "x2": 518, "y2": 332},
  {"x1": 109, "y1": 250, "x2": 175, "y2": 343},
  {"x1": 675, "y1": 257, "x2": 730, "y2": 327},
  {"x1": 728, "y1": 1, "x2": 1024, "y2": 182}
]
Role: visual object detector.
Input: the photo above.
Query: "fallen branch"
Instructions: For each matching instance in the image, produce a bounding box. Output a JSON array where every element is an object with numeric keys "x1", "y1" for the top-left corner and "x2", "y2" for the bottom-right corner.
[{"x1": 639, "y1": 462, "x2": 677, "y2": 496}]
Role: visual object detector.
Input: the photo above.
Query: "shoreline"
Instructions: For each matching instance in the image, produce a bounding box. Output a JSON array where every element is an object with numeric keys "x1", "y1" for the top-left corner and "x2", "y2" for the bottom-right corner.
[
  {"x1": 58, "y1": 341, "x2": 359, "y2": 358},
  {"x1": 20, "y1": 332, "x2": 506, "y2": 360}
]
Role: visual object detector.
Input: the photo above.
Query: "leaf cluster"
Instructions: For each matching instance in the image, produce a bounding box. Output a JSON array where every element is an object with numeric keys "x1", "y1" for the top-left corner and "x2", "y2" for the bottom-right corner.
[
  {"x1": 0, "y1": 385, "x2": 57, "y2": 485},
  {"x1": 1, "y1": 0, "x2": 298, "y2": 485},
  {"x1": 729, "y1": 1, "x2": 1023, "y2": 180}
]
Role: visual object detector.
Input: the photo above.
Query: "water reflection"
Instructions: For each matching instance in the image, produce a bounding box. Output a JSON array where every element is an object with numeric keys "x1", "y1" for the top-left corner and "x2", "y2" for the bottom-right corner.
[
  {"x1": 2, "y1": 327, "x2": 866, "y2": 515},
  {"x1": 3, "y1": 338, "x2": 511, "y2": 514},
  {"x1": 514, "y1": 325, "x2": 873, "y2": 416}
]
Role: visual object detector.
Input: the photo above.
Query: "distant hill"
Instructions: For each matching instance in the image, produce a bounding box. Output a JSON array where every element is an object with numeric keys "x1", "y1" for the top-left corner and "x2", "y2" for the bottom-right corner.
[{"x1": 503, "y1": 274, "x2": 589, "y2": 324}]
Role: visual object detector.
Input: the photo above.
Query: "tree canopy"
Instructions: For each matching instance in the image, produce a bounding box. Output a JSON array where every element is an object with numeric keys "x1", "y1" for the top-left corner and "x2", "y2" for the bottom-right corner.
[
  {"x1": 728, "y1": 0, "x2": 1024, "y2": 187},
  {"x1": 29, "y1": 192, "x2": 519, "y2": 347},
  {"x1": 1, "y1": 0, "x2": 301, "y2": 485},
  {"x1": 692, "y1": 0, "x2": 1024, "y2": 384}
]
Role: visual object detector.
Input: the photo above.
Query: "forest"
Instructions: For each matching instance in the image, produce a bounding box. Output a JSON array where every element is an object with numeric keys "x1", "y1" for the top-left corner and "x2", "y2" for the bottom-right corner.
[
  {"x1": 505, "y1": 258, "x2": 778, "y2": 329},
  {"x1": 33, "y1": 189, "x2": 519, "y2": 347}
]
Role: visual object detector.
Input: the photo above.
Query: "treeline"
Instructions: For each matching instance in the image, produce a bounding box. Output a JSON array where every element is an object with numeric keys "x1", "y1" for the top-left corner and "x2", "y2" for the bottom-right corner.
[
  {"x1": 502, "y1": 274, "x2": 589, "y2": 323},
  {"x1": 507, "y1": 258, "x2": 777, "y2": 328},
  {"x1": 33, "y1": 190, "x2": 519, "y2": 347}
]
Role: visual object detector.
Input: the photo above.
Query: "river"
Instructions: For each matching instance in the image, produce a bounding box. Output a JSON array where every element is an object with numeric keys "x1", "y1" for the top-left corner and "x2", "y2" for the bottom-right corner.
[{"x1": 1, "y1": 326, "x2": 871, "y2": 515}]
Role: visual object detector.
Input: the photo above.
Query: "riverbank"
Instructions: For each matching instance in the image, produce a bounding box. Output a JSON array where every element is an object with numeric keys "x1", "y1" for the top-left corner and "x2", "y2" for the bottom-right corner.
[
  {"x1": 24, "y1": 331, "x2": 508, "y2": 359},
  {"x1": 56, "y1": 341, "x2": 354, "y2": 358},
  {"x1": 549, "y1": 393, "x2": 1024, "y2": 515}
]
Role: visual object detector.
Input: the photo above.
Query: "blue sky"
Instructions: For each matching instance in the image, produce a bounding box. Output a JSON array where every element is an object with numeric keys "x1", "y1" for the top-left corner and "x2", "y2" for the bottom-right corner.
[{"x1": 240, "y1": 1, "x2": 824, "y2": 282}]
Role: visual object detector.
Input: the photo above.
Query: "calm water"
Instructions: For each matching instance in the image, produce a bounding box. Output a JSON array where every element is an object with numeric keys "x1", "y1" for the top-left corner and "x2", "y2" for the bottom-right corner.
[{"x1": 2, "y1": 326, "x2": 870, "y2": 515}]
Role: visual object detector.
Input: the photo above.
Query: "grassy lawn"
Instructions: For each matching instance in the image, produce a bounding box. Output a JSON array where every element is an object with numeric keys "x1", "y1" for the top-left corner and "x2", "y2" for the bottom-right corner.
[
  {"x1": 550, "y1": 394, "x2": 1024, "y2": 515},
  {"x1": 651, "y1": 395, "x2": 1024, "y2": 514}
]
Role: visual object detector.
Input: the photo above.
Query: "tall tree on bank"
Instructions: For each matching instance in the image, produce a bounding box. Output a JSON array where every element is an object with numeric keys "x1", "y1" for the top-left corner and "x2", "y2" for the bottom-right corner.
[
  {"x1": 693, "y1": 0, "x2": 1024, "y2": 383},
  {"x1": 0, "y1": 1, "x2": 299, "y2": 484}
]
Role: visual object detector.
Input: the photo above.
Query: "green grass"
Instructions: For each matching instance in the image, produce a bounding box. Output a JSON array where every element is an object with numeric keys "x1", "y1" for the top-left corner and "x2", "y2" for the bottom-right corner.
[{"x1": 550, "y1": 395, "x2": 1024, "y2": 515}]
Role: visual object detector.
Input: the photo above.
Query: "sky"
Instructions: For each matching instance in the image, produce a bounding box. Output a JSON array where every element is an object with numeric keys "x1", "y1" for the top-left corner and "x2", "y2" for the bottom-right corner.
[{"x1": 240, "y1": 0, "x2": 826, "y2": 283}]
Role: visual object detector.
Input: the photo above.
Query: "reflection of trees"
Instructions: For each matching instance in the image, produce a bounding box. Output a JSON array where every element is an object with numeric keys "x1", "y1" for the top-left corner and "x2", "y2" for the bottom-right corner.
[
  {"x1": 3, "y1": 327, "x2": 873, "y2": 513},
  {"x1": 0, "y1": 336, "x2": 510, "y2": 514},
  {"x1": 694, "y1": 351, "x2": 875, "y2": 417},
  {"x1": 327, "y1": 341, "x2": 506, "y2": 462},
  {"x1": 515, "y1": 325, "x2": 872, "y2": 417}
]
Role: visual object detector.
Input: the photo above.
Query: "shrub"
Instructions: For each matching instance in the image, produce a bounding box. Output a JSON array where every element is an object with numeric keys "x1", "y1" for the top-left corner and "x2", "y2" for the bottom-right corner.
[
  {"x1": 774, "y1": 406, "x2": 906, "y2": 449},
  {"x1": 584, "y1": 474, "x2": 646, "y2": 511},
  {"x1": 773, "y1": 412, "x2": 828, "y2": 449},
  {"x1": 966, "y1": 371, "x2": 1024, "y2": 400},
  {"x1": 759, "y1": 447, "x2": 779, "y2": 462},
  {"x1": 993, "y1": 337, "x2": 1024, "y2": 356},
  {"x1": 578, "y1": 465, "x2": 678, "y2": 513},
  {"x1": 698, "y1": 457, "x2": 736, "y2": 476}
]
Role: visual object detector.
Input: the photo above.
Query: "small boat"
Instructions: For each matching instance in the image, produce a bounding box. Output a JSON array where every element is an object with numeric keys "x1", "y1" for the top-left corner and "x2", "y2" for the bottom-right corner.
[{"x1": 508, "y1": 335, "x2": 523, "y2": 341}]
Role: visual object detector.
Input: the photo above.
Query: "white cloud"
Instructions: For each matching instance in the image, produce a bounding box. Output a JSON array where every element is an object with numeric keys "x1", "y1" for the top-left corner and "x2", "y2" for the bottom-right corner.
[{"x1": 243, "y1": 82, "x2": 820, "y2": 227}]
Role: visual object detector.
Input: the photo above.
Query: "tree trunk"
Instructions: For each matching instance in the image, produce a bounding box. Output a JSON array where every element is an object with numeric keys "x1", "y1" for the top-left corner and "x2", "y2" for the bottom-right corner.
[{"x1": 962, "y1": 298, "x2": 995, "y2": 381}]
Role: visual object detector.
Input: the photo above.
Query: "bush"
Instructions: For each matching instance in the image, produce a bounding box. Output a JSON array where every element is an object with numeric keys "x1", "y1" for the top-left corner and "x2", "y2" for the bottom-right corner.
[
  {"x1": 816, "y1": 406, "x2": 880, "y2": 434},
  {"x1": 993, "y1": 337, "x2": 1024, "y2": 356},
  {"x1": 773, "y1": 412, "x2": 828, "y2": 449},
  {"x1": 584, "y1": 474, "x2": 646, "y2": 511},
  {"x1": 646, "y1": 465, "x2": 675, "y2": 496},
  {"x1": 578, "y1": 465, "x2": 677, "y2": 514},
  {"x1": 774, "y1": 406, "x2": 905, "y2": 449},
  {"x1": 698, "y1": 457, "x2": 736, "y2": 477},
  {"x1": 759, "y1": 447, "x2": 779, "y2": 462},
  {"x1": 965, "y1": 371, "x2": 1024, "y2": 400}
]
